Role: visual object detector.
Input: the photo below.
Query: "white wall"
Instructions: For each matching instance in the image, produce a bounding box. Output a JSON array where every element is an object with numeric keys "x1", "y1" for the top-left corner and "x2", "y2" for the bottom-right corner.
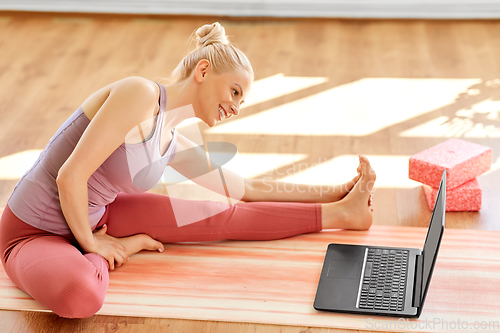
[{"x1": 1, "y1": 0, "x2": 500, "y2": 19}]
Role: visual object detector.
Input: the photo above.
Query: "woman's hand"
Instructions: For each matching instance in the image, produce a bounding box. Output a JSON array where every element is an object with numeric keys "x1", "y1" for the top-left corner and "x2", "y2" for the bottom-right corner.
[{"x1": 86, "y1": 224, "x2": 128, "y2": 270}]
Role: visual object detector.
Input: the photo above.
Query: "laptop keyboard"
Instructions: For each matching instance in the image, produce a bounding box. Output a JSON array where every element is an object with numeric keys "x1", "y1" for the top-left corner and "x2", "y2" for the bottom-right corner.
[{"x1": 358, "y1": 248, "x2": 409, "y2": 312}]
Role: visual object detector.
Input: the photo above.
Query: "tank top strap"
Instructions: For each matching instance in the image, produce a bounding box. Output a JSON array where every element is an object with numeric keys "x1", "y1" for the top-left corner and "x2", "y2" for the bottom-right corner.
[
  {"x1": 152, "y1": 81, "x2": 175, "y2": 159},
  {"x1": 151, "y1": 81, "x2": 166, "y2": 141},
  {"x1": 154, "y1": 81, "x2": 167, "y2": 115}
]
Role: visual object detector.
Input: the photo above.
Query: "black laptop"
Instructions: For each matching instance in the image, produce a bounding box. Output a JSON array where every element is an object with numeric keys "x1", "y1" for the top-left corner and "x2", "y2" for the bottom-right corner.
[{"x1": 313, "y1": 170, "x2": 446, "y2": 318}]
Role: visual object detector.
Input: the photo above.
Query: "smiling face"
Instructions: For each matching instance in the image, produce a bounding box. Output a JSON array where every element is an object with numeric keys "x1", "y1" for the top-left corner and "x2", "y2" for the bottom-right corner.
[{"x1": 193, "y1": 60, "x2": 253, "y2": 127}]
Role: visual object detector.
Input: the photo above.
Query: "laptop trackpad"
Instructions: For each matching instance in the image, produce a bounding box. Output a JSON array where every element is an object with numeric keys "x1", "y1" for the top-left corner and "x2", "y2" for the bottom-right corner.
[{"x1": 327, "y1": 260, "x2": 360, "y2": 279}]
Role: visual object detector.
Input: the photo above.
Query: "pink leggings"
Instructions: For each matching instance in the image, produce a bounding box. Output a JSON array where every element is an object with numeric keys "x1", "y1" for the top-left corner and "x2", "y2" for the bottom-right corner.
[{"x1": 0, "y1": 193, "x2": 322, "y2": 318}]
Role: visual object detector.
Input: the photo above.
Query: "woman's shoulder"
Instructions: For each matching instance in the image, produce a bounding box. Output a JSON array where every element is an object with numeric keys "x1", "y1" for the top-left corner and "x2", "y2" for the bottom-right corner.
[{"x1": 80, "y1": 76, "x2": 159, "y2": 122}]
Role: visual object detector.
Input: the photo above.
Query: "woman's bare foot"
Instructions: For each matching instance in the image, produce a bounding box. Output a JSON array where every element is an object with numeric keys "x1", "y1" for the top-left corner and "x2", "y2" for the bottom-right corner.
[
  {"x1": 116, "y1": 234, "x2": 164, "y2": 259},
  {"x1": 329, "y1": 173, "x2": 361, "y2": 202},
  {"x1": 321, "y1": 155, "x2": 376, "y2": 231}
]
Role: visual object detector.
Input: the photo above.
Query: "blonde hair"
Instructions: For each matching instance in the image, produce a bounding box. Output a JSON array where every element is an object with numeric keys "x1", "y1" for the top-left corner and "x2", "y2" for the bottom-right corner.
[{"x1": 170, "y1": 22, "x2": 253, "y2": 82}]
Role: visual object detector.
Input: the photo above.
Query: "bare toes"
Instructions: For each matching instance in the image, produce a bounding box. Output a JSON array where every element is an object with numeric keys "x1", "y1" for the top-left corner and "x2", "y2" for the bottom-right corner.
[{"x1": 142, "y1": 235, "x2": 164, "y2": 252}]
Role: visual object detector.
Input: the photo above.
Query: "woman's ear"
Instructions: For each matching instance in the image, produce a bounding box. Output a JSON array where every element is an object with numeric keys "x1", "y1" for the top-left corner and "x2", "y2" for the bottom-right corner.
[{"x1": 194, "y1": 59, "x2": 211, "y2": 83}]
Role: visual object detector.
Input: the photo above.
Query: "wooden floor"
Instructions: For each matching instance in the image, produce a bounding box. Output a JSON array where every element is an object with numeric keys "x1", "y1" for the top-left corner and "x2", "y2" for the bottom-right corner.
[{"x1": 0, "y1": 10, "x2": 499, "y2": 332}]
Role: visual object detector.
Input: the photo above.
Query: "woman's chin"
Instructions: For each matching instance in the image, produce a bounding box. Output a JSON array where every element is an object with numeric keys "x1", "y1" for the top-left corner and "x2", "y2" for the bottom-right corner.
[{"x1": 205, "y1": 120, "x2": 216, "y2": 128}]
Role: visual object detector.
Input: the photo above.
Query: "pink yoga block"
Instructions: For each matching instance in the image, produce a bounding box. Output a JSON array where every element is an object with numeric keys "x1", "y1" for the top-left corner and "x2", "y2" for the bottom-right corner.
[
  {"x1": 423, "y1": 178, "x2": 482, "y2": 211},
  {"x1": 409, "y1": 138, "x2": 492, "y2": 189}
]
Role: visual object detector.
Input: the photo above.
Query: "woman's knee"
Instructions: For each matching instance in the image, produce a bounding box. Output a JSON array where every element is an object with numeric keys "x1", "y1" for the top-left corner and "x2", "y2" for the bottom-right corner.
[
  {"x1": 45, "y1": 265, "x2": 108, "y2": 318},
  {"x1": 23, "y1": 253, "x2": 109, "y2": 318},
  {"x1": 7, "y1": 235, "x2": 109, "y2": 318}
]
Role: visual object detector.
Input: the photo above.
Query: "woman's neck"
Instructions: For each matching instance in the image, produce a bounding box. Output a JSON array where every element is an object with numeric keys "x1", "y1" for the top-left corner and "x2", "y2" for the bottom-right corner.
[{"x1": 163, "y1": 79, "x2": 198, "y2": 129}]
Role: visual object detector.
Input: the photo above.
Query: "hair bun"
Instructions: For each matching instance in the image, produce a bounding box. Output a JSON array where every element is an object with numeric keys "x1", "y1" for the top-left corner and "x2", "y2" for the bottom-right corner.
[{"x1": 195, "y1": 22, "x2": 229, "y2": 48}]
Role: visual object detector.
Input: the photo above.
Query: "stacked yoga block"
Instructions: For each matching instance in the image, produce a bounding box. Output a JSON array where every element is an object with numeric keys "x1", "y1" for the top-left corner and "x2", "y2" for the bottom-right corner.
[{"x1": 409, "y1": 138, "x2": 492, "y2": 211}]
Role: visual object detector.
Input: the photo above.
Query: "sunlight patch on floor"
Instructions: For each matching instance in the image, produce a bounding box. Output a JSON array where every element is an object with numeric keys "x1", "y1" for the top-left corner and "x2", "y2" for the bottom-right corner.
[
  {"x1": 277, "y1": 154, "x2": 423, "y2": 189},
  {"x1": 208, "y1": 78, "x2": 481, "y2": 136},
  {"x1": 241, "y1": 73, "x2": 328, "y2": 108},
  {"x1": 400, "y1": 99, "x2": 500, "y2": 138},
  {"x1": 222, "y1": 152, "x2": 309, "y2": 178}
]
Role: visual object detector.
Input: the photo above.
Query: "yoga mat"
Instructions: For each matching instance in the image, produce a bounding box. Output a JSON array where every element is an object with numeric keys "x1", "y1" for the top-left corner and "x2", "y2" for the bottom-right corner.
[{"x1": 1, "y1": 224, "x2": 499, "y2": 332}]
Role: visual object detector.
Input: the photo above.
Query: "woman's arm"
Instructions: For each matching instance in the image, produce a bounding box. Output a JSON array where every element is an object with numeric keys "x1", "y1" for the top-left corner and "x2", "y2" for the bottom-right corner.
[{"x1": 57, "y1": 76, "x2": 158, "y2": 269}]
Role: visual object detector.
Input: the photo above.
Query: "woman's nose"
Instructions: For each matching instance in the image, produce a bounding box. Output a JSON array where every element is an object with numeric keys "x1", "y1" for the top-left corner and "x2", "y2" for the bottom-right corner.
[{"x1": 231, "y1": 106, "x2": 239, "y2": 116}]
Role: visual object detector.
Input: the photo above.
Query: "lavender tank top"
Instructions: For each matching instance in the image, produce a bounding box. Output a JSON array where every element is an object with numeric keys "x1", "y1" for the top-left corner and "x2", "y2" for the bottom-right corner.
[{"x1": 7, "y1": 81, "x2": 177, "y2": 235}]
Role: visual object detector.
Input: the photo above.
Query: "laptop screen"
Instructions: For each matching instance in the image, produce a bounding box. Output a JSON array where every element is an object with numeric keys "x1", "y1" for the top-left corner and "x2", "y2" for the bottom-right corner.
[{"x1": 420, "y1": 170, "x2": 446, "y2": 307}]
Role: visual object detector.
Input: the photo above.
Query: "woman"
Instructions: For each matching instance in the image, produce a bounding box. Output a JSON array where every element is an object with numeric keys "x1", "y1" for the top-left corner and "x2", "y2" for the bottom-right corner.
[{"x1": 0, "y1": 22, "x2": 376, "y2": 318}]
